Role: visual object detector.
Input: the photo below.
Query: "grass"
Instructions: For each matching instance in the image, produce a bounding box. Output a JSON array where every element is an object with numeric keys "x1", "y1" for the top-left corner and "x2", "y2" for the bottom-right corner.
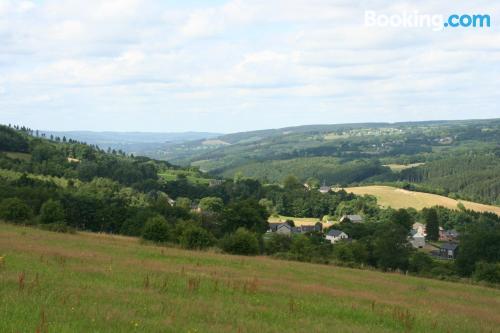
[
  {"x1": 158, "y1": 169, "x2": 212, "y2": 185},
  {"x1": 2, "y1": 151, "x2": 32, "y2": 161},
  {"x1": 1, "y1": 222, "x2": 499, "y2": 332},
  {"x1": 0, "y1": 168, "x2": 77, "y2": 188},
  {"x1": 345, "y1": 185, "x2": 500, "y2": 216}
]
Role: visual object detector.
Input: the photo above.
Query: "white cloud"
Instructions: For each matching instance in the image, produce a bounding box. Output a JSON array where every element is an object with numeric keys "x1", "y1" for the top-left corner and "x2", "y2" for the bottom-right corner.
[{"x1": 0, "y1": 0, "x2": 499, "y2": 132}]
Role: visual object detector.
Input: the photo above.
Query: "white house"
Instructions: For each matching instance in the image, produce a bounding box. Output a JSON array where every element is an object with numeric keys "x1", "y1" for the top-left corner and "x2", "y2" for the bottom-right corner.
[
  {"x1": 409, "y1": 229, "x2": 425, "y2": 248},
  {"x1": 325, "y1": 229, "x2": 348, "y2": 244}
]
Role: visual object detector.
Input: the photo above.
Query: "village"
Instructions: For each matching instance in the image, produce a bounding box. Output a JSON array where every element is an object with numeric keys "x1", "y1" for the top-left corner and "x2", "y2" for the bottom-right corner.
[{"x1": 267, "y1": 210, "x2": 460, "y2": 261}]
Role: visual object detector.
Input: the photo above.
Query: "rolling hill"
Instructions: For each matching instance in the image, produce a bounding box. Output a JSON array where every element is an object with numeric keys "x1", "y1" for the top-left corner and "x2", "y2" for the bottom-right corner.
[
  {"x1": 1, "y1": 222, "x2": 499, "y2": 332},
  {"x1": 345, "y1": 185, "x2": 500, "y2": 216}
]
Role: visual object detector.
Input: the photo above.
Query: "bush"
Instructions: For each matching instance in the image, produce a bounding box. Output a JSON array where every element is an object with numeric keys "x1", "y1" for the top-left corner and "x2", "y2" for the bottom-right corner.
[
  {"x1": 264, "y1": 233, "x2": 292, "y2": 254},
  {"x1": 179, "y1": 226, "x2": 215, "y2": 250},
  {"x1": 0, "y1": 198, "x2": 32, "y2": 223},
  {"x1": 39, "y1": 223, "x2": 76, "y2": 234},
  {"x1": 473, "y1": 261, "x2": 500, "y2": 284},
  {"x1": 408, "y1": 252, "x2": 434, "y2": 274},
  {"x1": 220, "y1": 228, "x2": 259, "y2": 255},
  {"x1": 142, "y1": 216, "x2": 170, "y2": 243},
  {"x1": 39, "y1": 199, "x2": 65, "y2": 224}
]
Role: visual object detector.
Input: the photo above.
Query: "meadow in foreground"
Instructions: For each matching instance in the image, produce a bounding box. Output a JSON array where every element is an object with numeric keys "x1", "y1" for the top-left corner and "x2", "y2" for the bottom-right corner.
[{"x1": 0, "y1": 222, "x2": 499, "y2": 332}]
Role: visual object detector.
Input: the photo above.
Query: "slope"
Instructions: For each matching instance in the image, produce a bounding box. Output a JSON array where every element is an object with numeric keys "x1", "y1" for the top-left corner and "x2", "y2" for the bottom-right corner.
[{"x1": 0, "y1": 223, "x2": 499, "y2": 332}]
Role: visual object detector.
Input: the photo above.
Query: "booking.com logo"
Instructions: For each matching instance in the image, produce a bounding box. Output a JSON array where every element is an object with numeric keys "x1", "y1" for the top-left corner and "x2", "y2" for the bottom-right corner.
[{"x1": 365, "y1": 11, "x2": 491, "y2": 31}]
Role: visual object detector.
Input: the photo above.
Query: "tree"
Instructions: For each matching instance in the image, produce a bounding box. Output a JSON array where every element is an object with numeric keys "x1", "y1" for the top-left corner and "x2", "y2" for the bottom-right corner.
[
  {"x1": 0, "y1": 198, "x2": 32, "y2": 223},
  {"x1": 283, "y1": 175, "x2": 302, "y2": 190},
  {"x1": 142, "y1": 216, "x2": 170, "y2": 243},
  {"x1": 424, "y1": 208, "x2": 439, "y2": 241},
  {"x1": 221, "y1": 199, "x2": 269, "y2": 234},
  {"x1": 264, "y1": 233, "x2": 292, "y2": 254},
  {"x1": 179, "y1": 226, "x2": 215, "y2": 250},
  {"x1": 373, "y1": 222, "x2": 412, "y2": 271},
  {"x1": 39, "y1": 199, "x2": 65, "y2": 224},
  {"x1": 408, "y1": 252, "x2": 434, "y2": 274},
  {"x1": 175, "y1": 197, "x2": 192, "y2": 211},
  {"x1": 220, "y1": 228, "x2": 259, "y2": 255},
  {"x1": 199, "y1": 197, "x2": 224, "y2": 213}
]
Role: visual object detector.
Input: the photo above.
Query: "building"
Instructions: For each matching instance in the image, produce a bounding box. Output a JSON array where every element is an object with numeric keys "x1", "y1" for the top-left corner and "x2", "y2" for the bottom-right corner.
[
  {"x1": 439, "y1": 229, "x2": 460, "y2": 242},
  {"x1": 276, "y1": 223, "x2": 293, "y2": 236},
  {"x1": 340, "y1": 214, "x2": 363, "y2": 223},
  {"x1": 319, "y1": 186, "x2": 331, "y2": 194},
  {"x1": 325, "y1": 229, "x2": 348, "y2": 244},
  {"x1": 438, "y1": 243, "x2": 458, "y2": 259},
  {"x1": 409, "y1": 229, "x2": 425, "y2": 248}
]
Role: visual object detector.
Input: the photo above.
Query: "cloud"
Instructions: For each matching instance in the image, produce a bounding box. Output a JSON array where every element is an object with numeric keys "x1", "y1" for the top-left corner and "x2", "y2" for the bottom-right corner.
[{"x1": 0, "y1": 0, "x2": 499, "y2": 132}]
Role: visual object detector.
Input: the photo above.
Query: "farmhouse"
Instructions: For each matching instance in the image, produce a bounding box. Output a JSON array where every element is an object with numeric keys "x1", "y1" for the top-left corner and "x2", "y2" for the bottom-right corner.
[
  {"x1": 319, "y1": 186, "x2": 331, "y2": 194},
  {"x1": 325, "y1": 229, "x2": 348, "y2": 244},
  {"x1": 409, "y1": 229, "x2": 425, "y2": 248},
  {"x1": 276, "y1": 223, "x2": 293, "y2": 236},
  {"x1": 438, "y1": 243, "x2": 459, "y2": 259},
  {"x1": 340, "y1": 214, "x2": 363, "y2": 223}
]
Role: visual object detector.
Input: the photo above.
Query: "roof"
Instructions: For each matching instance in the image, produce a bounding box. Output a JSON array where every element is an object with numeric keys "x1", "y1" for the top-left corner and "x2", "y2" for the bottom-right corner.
[
  {"x1": 440, "y1": 243, "x2": 458, "y2": 250},
  {"x1": 319, "y1": 186, "x2": 331, "y2": 193},
  {"x1": 342, "y1": 214, "x2": 363, "y2": 222},
  {"x1": 327, "y1": 229, "x2": 345, "y2": 237},
  {"x1": 277, "y1": 223, "x2": 292, "y2": 230}
]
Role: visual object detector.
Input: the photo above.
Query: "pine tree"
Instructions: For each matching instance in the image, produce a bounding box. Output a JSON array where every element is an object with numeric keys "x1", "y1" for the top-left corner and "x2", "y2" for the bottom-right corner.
[{"x1": 425, "y1": 208, "x2": 439, "y2": 241}]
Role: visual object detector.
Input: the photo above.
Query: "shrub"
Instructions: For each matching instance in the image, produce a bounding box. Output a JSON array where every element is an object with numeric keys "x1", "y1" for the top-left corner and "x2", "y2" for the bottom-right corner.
[
  {"x1": 264, "y1": 233, "x2": 292, "y2": 254},
  {"x1": 220, "y1": 228, "x2": 259, "y2": 255},
  {"x1": 179, "y1": 226, "x2": 215, "y2": 250},
  {"x1": 39, "y1": 223, "x2": 76, "y2": 234},
  {"x1": 0, "y1": 198, "x2": 32, "y2": 223},
  {"x1": 408, "y1": 252, "x2": 434, "y2": 274},
  {"x1": 39, "y1": 199, "x2": 65, "y2": 224},
  {"x1": 142, "y1": 216, "x2": 170, "y2": 243},
  {"x1": 473, "y1": 261, "x2": 500, "y2": 284}
]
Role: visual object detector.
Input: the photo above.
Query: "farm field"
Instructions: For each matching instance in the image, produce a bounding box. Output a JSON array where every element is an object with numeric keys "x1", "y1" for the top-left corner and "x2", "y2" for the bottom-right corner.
[
  {"x1": 345, "y1": 185, "x2": 500, "y2": 216},
  {"x1": 1, "y1": 222, "x2": 499, "y2": 332}
]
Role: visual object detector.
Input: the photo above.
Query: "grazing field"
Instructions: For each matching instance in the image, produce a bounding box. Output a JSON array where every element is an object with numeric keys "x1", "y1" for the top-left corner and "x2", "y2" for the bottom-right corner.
[
  {"x1": 383, "y1": 163, "x2": 425, "y2": 172},
  {"x1": 268, "y1": 215, "x2": 322, "y2": 226},
  {"x1": 1, "y1": 223, "x2": 499, "y2": 332},
  {"x1": 345, "y1": 185, "x2": 500, "y2": 216}
]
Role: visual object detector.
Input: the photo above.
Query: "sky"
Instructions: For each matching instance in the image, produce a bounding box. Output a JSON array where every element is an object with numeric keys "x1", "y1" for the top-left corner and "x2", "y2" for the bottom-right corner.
[{"x1": 0, "y1": 0, "x2": 499, "y2": 133}]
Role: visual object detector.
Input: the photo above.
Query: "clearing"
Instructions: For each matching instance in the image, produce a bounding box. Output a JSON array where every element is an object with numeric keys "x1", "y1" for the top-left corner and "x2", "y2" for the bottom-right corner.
[
  {"x1": 345, "y1": 185, "x2": 500, "y2": 216},
  {"x1": 0, "y1": 223, "x2": 499, "y2": 332}
]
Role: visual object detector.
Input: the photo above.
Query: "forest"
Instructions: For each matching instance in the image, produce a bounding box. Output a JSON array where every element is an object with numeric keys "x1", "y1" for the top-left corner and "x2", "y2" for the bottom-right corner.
[{"x1": 0, "y1": 124, "x2": 499, "y2": 284}]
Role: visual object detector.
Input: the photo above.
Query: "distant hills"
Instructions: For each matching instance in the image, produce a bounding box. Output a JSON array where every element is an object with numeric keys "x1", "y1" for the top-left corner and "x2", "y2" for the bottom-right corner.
[{"x1": 42, "y1": 130, "x2": 222, "y2": 158}]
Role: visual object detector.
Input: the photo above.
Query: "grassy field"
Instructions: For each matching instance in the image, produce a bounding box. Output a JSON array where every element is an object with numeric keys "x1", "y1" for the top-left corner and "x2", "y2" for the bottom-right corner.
[
  {"x1": 158, "y1": 169, "x2": 212, "y2": 185},
  {"x1": 1, "y1": 223, "x2": 499, "y2": 332},
  {"x1": 345, "y1": 185, "x2": 500, "y2": 216},
  {"x1": 268, "y1": 215, "x2": 322, "y2": 226}
]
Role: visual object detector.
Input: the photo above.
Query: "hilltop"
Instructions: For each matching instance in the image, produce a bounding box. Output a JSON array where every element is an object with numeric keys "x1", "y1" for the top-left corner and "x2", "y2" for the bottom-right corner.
[{"x1": 1, "y1": 223, "x2": 499, "y2": 333}]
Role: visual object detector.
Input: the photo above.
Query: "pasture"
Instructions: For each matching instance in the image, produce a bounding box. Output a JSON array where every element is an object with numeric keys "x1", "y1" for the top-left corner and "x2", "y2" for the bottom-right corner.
[
  {"x1": 1, "y1": 222, "x2": 499, "y2": 332},
  {"x1": 345, "y1": 185, "x2": 500, "y2": 216}
]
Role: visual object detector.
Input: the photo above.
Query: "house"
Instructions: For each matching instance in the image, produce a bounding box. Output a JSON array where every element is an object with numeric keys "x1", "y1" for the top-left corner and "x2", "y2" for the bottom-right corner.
[
  {"x1": 319, "y1": 186, "x2": 331, "y2": 194},
  {"x1": 340, "y1": 214, "x2": 363, "y2": 223},
  {"x1": 412, "y1": 222, "x2": 426, "y2": 236},
  {"x1": 276, "y1": 223, "x2": 293, "y2": 236},
  {"x1": 294, "y1": 222, "x2": 323, "y2": 233},
  {"x1": 438, "y1": 243, "x2": 458, "y2": 259},
  {"x1": 439, "y1": 229, "x2": 459, "y2": 242},
  {"x1": 409, "y1": 229, "x2": 425, "y2": 248},
  {"x1": 209, "y1": 179, "x2": 224, "y2": 187},
  {"x1": 325, "y1": 229, "x2": 348, "y2": 244}
]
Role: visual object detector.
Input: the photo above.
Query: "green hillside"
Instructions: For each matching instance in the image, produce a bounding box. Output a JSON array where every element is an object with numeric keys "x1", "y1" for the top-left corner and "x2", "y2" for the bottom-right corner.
[
  {"x1": 163, "y1": 119, "x2": 500, "y2": 205},
  {"x1": 1, "y1": 223, "x2": 499, "y2": 333}
]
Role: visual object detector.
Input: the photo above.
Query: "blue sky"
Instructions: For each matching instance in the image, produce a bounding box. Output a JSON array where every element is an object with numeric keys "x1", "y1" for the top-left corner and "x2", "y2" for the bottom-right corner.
[{"x1": 0, "y1": 0, "x2": 499, "y2": 133}]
